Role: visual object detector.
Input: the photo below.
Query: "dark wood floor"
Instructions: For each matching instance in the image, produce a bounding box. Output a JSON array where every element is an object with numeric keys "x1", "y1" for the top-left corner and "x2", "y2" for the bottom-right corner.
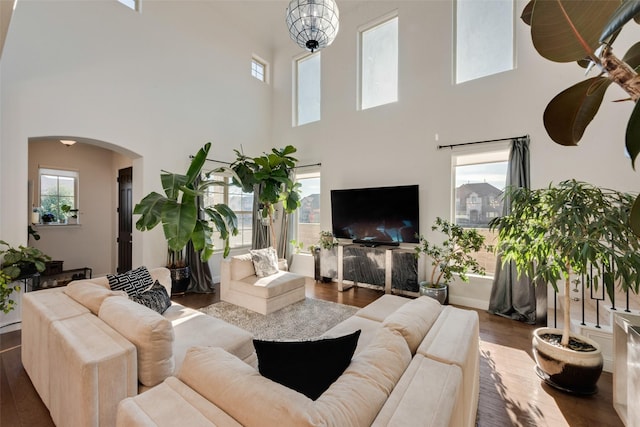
[{"x1": 1, "y1": 280, "x2": 623, "y2": 426}]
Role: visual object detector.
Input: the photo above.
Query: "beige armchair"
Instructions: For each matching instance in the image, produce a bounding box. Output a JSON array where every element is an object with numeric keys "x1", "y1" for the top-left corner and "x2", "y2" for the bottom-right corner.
[{"x1": 220, "y1": 253, "x2": 306, "y2": 315}]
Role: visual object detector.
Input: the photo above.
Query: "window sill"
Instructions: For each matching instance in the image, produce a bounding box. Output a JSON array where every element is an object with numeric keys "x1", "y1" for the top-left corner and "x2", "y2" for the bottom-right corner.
[{"x1": 34, "y1": 223, "x2": 81, "y2": 228}]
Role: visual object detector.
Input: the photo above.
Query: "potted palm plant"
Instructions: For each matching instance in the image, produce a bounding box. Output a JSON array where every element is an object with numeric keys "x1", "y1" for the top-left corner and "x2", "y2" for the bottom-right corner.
[
  {"x1": 414, "y1": 217, "x2": 487, "y2": 304},
  {"x1": 489, "y1": 180, "x2": 640, "y2": 394},
  {"x1": 0, "y1": 240, "x2": 51, "y2": 313},
  {"x1": 134, "y1": 142, "x2": 238, "y2": 294},
  {"x1": 230, "y1": 145, "x2": 301, "y2": 253}
]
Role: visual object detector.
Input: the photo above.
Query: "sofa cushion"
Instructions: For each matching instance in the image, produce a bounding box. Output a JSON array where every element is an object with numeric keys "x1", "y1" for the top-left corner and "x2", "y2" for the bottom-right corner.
[
  {"x1": 249, "y1": 247, "x2": 279, "y2": 277},
  {"x1": 231, "y1": 270, "x2": 306, "y2": 298},
  {"x1": 355, "y1": 294, "x2": 412, "y2": 322},
  {"x1": 131, "y1": 280, "x2": 172, "y2": 314},
  {"x1": 99, "y1": 296, "x2": 175, "y2": 387},
  {"x1": 253, "y1": 330, "x2": 361, "y2": 400},
  {"x1": 230, "y1": 254, "x2": 255, "y2": 281},
  {"x1": 382, "y1": 296, "x2": 443, "y2": 354},
  {"x1": 107, "y1": 266, "x2": 153, "y2": 297},
  {"x1": 314, "y1": 327, "x2": 413, "y2": 426},
  {"x1": 64, "y1": 281, "x2": 128, "y2": 315},
  {"x1": 321, "y1": 315, "x2": 382, "y2": 355}
]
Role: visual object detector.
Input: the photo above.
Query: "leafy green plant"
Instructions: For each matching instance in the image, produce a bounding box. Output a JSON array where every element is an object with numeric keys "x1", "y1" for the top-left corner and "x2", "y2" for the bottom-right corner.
[
  {"x1": 414, "y1": 217, "x2": 487, "y2": 288},
  {"x1": 290, "y1": 239, "x2": 304, "y2": 254},
  {"x1": 230, "y1": 145, "x2": 301, "y2": 252},
  {"x1": 0, "y1": 241, "x2": 51, "y2": 313},
  {"x1": 134, "y1": 142, "x2": 238, "y2": 260},
  {"x1": 318, "y1": 230, "x2": 337, "y2": 250},
  {"x1": 489, "y1": 180, "x2": 640, "y2": 347},
  {"x1": 521, "y1": 1, "x2": 640, "y2": 233}
]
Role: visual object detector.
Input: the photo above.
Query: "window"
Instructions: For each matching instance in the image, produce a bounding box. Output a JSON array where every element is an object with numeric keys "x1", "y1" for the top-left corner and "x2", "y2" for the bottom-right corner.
[
  {"x1": 294, "y1": 171, "x2": 321, "y2": 252},
  {"x1": 455, "y1": 0, "x2": 514, "y2": 84},
  {"x1": 295, "y1": 53, "x2": 321, "y2": 126},
  {"x1": 202, "y1": 174, "x2": 254, "y2": 250},
  {"x1": 251, "y1": 56, "x2": 267, "y2": 82},
  {"x1": 117, "y1": 0, "x2": 140, "y2": 11},
  {"x1": 39, "y1": 168, "x2": 78, "y2": 223},
  {"x1": 452, "y1": 148, "x2": 509, "y2": 277},
  {"x1": 359, "y1": 14, "x2": 398, "y2": 110}
]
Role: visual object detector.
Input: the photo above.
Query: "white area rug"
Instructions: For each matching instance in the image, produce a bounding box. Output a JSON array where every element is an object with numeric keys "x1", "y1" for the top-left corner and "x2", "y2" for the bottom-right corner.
[{"x1": 199, "y1": 298, "x2": 359, "y2": 340}]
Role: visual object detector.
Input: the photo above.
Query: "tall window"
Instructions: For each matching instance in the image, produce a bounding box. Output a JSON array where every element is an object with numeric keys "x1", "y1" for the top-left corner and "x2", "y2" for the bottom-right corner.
[
  {"x1": 359, "y1": 14, "x2": 398, "y2": 110},
  {"x1": 117, "y1": 0, "x2": 140, "y2": 11},
  {"x1": 203, "y1": 174, "x2": 254, "y2": 250},
  {"x1": 39, "y1": 168, "x2": 78, "y2": 223},
  {"x1": 455, "y1": 0, "x2": 514, "y2": 84},
  {"x1": 251, "y1": 56, "x2": 267, "y2": 82},
  {"x1": 452, "y1": 148, "x2": 509, "y2": 276},
  {"x1": 295, "y1": 52, "x2": 321, "y2": 126},
  {"x1": 294, "y1": 171, "x2": 321, "y2": 252}
]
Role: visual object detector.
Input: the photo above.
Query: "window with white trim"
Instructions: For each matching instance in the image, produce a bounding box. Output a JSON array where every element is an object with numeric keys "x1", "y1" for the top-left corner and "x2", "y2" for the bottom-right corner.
[
  {"x1": 117, "y1": 0, "x2": 140, "y2": 11},
  {"x1": 202, "y1": 173, "x2": 254, "y2": 250},
  {"x1": 452, "y1": 147, "x2": 509, "y2": 277},
  {"x1": 294, "y1": 171, "x2": 321, "y2": 252},
  {"x1": 359, "y1": 13, "x2": 398, "y2": 110},
  {"x1": 455, "y1": 0, "x2": 514, "y2": 84},
  {"x1": 294, "y1": 52, "x2": 321, "y2": 126},
  {"x1": 251, "y1": 57, "x2": 267, "y2": 82},
  {"x1": 39, "y1": 168, "x2": 78, "y2": 223}
]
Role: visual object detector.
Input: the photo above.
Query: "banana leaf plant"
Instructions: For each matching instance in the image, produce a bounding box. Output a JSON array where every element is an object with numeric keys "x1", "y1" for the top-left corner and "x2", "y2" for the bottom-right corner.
[
  {"x1": 230, "y1": 145, "x2": 301, "y2": 252},
  {"x1": 134, "y1": 142, "x2": 238, "y2": 261},
  {"x1": 522, "y1": 0, "x2": 640, "y2": 233}
]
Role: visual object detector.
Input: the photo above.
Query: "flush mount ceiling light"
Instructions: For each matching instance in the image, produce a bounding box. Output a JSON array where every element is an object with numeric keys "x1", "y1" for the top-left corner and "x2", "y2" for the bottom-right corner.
[
  {"x1": 60, "y1": 139, "x2": 77, "y2": 147},
  {"x1": 286, "y1": 0, "x2": 339, "y2": 52}
]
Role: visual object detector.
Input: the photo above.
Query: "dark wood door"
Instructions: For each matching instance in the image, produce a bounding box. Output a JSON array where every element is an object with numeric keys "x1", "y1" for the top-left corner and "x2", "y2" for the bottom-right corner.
[{"x1": 117, "y1": 167, "x2": 133, "y2": 273}]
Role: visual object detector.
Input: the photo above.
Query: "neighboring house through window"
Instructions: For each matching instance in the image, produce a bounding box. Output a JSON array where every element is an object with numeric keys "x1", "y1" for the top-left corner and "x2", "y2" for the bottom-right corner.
[
  {"x1": 452, "y1": 147, "x2": 509, "y2": 276},
  {"x1": 294, "y1": 170, "x2": 321, "y2": 252}
]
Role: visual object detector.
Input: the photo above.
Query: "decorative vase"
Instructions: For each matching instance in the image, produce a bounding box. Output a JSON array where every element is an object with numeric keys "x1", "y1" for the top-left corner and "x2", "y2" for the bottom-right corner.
[
  {"x1": 532, "y1": 327, "x2": 603, "y2": 395},
  {"x1": 419, "y1": 282, "x2": 448, "y2": 305},
  {"x1": 169, "y1": 266, "x2": 190, "y2": 295}
]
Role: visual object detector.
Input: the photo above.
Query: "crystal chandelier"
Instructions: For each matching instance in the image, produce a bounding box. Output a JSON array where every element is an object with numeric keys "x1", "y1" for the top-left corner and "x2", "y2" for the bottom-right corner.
[{"x1": 285, "y1": 0, "x2": 340, "y2": 52}]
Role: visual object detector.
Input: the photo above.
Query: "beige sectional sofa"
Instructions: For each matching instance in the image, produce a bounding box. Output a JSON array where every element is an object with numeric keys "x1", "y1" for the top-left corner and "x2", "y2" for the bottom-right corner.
[
  {"x1": 116, "y1": 294, "x2": 480, "y2": 427},
  {"x1": 21, "y1": 268, "x2": 255, "y2": 427}
]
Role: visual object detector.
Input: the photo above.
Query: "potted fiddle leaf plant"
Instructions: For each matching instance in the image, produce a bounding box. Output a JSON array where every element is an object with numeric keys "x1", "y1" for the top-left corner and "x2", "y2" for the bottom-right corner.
[
  {"x1": 414, "y1": 217, "x2": 487, "y2": 304},
  {"x1": 489, "y1": 180, "x2": 640, "y2": 394},
  {"x1": 0, "y1": 240, "x2": 51, "y2": 313},
  {"x1": 521, "y1": 1, "x2": 640, "y2": 233},
  {"x1": 134, "y1": 142, "x2": 238, "y2": 294},
  {"x1": 230, "y1": 145, "x2": 301, "y2": 253}
]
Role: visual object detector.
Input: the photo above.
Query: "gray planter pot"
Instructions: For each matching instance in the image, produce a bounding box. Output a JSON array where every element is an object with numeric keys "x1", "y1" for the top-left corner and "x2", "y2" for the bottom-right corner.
[{"x1": 419, "y1": 283, "x2": 448, "y2": 305}]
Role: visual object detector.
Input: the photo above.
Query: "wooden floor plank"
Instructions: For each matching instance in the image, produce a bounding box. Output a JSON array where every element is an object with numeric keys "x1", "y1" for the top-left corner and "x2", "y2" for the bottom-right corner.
[{"x1": 0, "y1": 281, "x2": 624, "y2": 426}]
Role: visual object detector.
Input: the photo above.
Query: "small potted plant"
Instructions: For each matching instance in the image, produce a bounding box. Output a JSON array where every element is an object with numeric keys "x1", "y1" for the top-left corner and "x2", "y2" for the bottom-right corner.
[
  {"x1": 414, "y1": 217, "x2": 487, "y2": 304},
  {"x1": 0, "y1": 240, "x2": 51, "y2": 313}
]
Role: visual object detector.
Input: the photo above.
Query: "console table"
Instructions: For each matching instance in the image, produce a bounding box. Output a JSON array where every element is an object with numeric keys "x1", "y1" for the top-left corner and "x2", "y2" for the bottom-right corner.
[
  {"x1": 337, "y1": 244, "x2": 418, "y2": 294},
  {"x1": 33, "y1": 267, "x2": 93, "y2": 291}
]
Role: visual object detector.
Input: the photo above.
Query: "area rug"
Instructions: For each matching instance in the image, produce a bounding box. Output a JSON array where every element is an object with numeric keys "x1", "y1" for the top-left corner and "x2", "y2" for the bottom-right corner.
[{"x1": 199, "y1": 298, "x2": 359, "y2": 340}]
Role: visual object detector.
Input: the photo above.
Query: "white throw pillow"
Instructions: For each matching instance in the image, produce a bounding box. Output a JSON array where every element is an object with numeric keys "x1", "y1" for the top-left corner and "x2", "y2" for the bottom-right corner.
[{"x1": 249, "y1": 247, "x2": 279, "y2": 277}]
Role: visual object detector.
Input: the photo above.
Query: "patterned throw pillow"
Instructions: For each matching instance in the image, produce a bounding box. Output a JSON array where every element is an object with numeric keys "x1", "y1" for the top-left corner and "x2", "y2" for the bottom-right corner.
[
  {"x1": 107, "y1": 266, "x2": 153, "y2": 297},
  {"x1": 249, "y1": 247, "x2": 279, "y2": 277},
  {"x1": 131, "y1": 281, "x2": 172, "y2": 314}
]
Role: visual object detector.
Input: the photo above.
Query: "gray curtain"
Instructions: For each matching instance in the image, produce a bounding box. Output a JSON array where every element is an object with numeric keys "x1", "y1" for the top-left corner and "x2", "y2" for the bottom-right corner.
[
  {"x1": 277, "y1": 207, "x2": 291, "y2": 261},
  {"x1": 252, "y1": 183, "x2": 269, "y2": 249},
  {"x1": 186, "y1": 177, "x2": 214, "y2": 293},
  {"x1": 488, "y1": 136, "x2": 537, "y2": 323}
]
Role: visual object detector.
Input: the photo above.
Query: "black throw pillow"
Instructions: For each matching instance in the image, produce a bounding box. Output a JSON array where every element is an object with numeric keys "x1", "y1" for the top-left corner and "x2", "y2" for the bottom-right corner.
[
  {"x1": 107, "y1": 266, "x2": 153, "y2": 297},
  {"x1": 131, "y1": 281, "x2": 172, "y2": 314},
  {"x1": 253, "y1": 329, "x2": 361, "y2": 400}
]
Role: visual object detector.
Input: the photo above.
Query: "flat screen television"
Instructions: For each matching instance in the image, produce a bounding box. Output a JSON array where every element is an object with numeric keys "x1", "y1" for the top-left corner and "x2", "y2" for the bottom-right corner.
[{"x1": 330, "y1": 185, "x2": 419, "y2": 246}]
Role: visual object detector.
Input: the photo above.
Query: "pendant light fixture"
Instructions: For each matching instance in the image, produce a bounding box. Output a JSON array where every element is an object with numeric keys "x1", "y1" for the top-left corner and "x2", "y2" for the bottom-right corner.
[{"x1": 285, "y1": 0, "x2": 339, "y2": 52}]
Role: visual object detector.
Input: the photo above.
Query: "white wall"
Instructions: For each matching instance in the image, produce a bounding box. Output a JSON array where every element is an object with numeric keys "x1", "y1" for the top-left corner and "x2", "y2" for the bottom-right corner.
[
  {"x1": 0, "y1": 0, "x2": 274, "y2": 279},
  {"x1": 271, "y1": 1, "x2": 640, "y2": 308}
]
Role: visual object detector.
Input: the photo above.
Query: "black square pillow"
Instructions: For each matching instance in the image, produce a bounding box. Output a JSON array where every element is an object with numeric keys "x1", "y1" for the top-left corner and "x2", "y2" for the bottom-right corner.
[
  {"x1": 107, "y1": 266, "x2": 153, "y2": 297},
  {"x1": 131, "y1": 281, "x2": 172, "y2": 314},
  {"x1": 253, "y1": 329, "x2": 361, "y2": 400}
]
